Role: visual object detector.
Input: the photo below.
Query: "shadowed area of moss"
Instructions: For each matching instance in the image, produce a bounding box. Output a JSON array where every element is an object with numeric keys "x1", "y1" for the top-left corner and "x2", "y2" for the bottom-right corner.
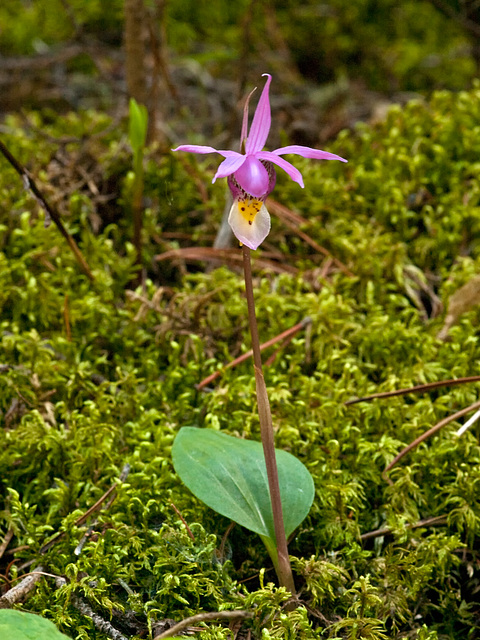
[{"x1": 1, "y1": 84, "x2": 480, "y2": 639}]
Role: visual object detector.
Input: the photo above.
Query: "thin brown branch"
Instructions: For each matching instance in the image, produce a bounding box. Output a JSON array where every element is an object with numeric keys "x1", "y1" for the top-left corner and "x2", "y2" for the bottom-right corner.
[
  {"x1": 155, "y1": 246, "x2": 299, "y2": 275},
  {"x1": 197, "y1": 317, "x2": 311, "y2": 390},
  {"x1": 153, "y1": 610, "x2": 253, "y2": 640},
  {"x1": 38, "y1": 464, "x2": 130, "y2": 555},
  {"x1": 169, "y1": 502, "x2": 195, "y2": 541},
  {"x1": 0, "y1": 138, "x2": 95, "y2": 282},
  {"x1": 427, "y1": 0, "x2": 480, "y2": 37},
  {"x1": 384, "y1": 399, "x2": 480, "y2": 476},
  {"x1": 360, "y1": 515, "x2": 447, "y2": 542},
  {"x1": 267, "y1": 199, "x2": 354, "y2": 277},
  {"x1": 124, "y1": 0, "x2": 147, "y2": 106},
  {"x1": 345, "y1": 375, "x2": 480, "y2": 406}
]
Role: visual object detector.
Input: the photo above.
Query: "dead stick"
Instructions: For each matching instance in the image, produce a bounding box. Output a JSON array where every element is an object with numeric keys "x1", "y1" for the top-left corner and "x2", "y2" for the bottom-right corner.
[
  {"x1": 39, "y1": 464, "x2": 130, "y2": 555},
  {"x1": 55, "y1": 576, "x2": 128, "y2": 640},
  {"x1": 0, "y1": 565, "x2": 44, "y2": 608},
  {"x1": 360, "y1": 515, "x2": 447, "y2": 542},
  {"x1": 384, "y1": 399, "x2": 480, "y2": 476},
  {"x1": 153, "y1": 610, "x2": 253, "y2": 640},
  {"x1": 345, "y1": 375, "x2": 480, "y2": 406},
  {"x1": 197, "y1": 317, "x2": 312, "y2": 390},
  {"x1": 0, "y1": 138, "x2": 95, "y2": 282}
]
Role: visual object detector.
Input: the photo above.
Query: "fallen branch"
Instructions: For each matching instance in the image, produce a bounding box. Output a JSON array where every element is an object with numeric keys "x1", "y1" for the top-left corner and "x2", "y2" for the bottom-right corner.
[
  {"x1": 155, "y1": 246, "x2": 298, "y2": 275},
  {"x1": 0, "y1": 566, "x2": 44, "y2": 608},
  {"x1": 153, "y1": 610, "x2": 253, "y2": 640},
  {"x1": 0, "y1": 137, "x2": 95, "y2": 282},
  {"x1": 360, "y1": 515, "x2": 447, "y2": 542},
  {"x1": 55, "y1": 577, "x2": 128, "y2": 640},
  {"x1": 197, "y1": 317, "x2": 311, "y2": 390},
  {"x1": 384, "y1": 399, "x2": 480, "y2": 477},
  {"x1": 345, "y1": 375, "x2": 480, "y2": 405}
]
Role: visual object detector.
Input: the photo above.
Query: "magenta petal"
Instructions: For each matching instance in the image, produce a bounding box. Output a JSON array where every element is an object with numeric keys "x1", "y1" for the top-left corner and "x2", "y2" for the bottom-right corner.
[
  {"x1": 172, "y1": 144, "x2": 221, "y2": 154},
  {"x1": 234, "y1": 155, "x2": 270, "y2": 197},
  {"x1": 273, "y1": 145, "x2": 348, "y2": 163},
  {"x1": 213, "y1": 154, "x2": 246, "y2": 182},
  {"x1": 257, "y1": 151, "x2": 304, "y2": 187},
  {"x1": 245, "y1": 74, "x2": 272, "y2": 155}
]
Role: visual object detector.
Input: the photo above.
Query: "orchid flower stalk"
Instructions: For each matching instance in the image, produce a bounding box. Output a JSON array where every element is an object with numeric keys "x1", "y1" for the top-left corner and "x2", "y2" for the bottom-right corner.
[{"x1": 173, "y1": 75, "x2": 346, "y2": 596}]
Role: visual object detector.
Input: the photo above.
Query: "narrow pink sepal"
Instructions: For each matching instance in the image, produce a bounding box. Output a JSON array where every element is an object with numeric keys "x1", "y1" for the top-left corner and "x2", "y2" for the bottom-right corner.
[
  {"x1": 172, "y1": 144, "x2": 220, "y2": 154},
  {"x1": 245, "y1": 74, "x2": 272, "y2": 155},
  {"x1": 257, "y1": 151, "x2": 304, "y2": 187},
  {"x1": 273, "y1": 145, "x2": 348, "y2": 163},
  {"x1": 213, "y1": 154, "x2": 246, "y2": 182}
]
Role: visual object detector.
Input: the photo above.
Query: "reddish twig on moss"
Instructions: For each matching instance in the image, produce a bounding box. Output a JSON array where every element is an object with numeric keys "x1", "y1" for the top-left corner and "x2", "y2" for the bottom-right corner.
[
  {"x1": 345, "y1": 375, "x2": 480, "y2": 406},
  {"x1": 383, "y1": 399, "x2": 480, "y2": 479},
  {"x1": 360, "y1": 515, "x2": 447, "y2": 542},
  {"x1": 267, "y1": 198, "x2": 354, "y2": 277},
  {"x1": 169, "y1": 501, "x2": 195, "y2": 541},
  {"x1": 155, "y1": 246, "x2": 299, "y2": 274},
  {"x1": 197, "y1": 316, "x2": 311, "y2": 390},
  {"x1": 0, "y1": 529, "x2": 13, "y2": 561}
]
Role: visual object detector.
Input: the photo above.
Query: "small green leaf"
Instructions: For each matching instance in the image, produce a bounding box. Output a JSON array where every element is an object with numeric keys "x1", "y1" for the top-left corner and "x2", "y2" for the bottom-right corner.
[
  {"x1": 0, "y1": 610, "x2": 71, "y2": 640},
  {"x1": 128, "y1": 98, "x2": 148, "y2": 153},
  {"x1": 172, "y1": 428, "x2": 314, "y2": 542}
]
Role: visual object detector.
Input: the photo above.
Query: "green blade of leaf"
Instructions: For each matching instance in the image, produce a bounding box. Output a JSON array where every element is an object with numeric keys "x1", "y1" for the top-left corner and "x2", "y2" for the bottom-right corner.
[
  {"x1": 0, "y1": 610, "x2": 71, "y2": 640},
  {"x1": 172, "y1": 427, "x2": 314, "y2": 542},
  {"x1": 128, "y1": 98, "x2": 148, "y2": 153}
]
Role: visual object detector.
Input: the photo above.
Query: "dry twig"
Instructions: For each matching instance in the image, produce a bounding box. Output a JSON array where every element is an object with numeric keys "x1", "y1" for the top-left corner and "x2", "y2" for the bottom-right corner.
[
  {"x1": 384, "y1": 399, "x2": 480, "y2": 478},
  {"x1": 197, "y1": 317, "x2": 311, "y2": 390},
  {"x1": 0, "y1": 566, "x2": 44, "y2": 608},
  {"x1": 345, "y1": 375, "x2": 480, "y2": 405},
  {"x1": 153, "y1": 610, "x2": 253, "y2": 640},
  {"x1": 0, "y1": 138, "x2": 95, "y2": 281}
]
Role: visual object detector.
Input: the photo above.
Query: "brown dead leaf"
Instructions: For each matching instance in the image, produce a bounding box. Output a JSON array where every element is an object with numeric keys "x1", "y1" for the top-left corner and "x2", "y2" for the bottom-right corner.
[{"x1": 437, "y1": 275, "x2": 480, "y2": 340}]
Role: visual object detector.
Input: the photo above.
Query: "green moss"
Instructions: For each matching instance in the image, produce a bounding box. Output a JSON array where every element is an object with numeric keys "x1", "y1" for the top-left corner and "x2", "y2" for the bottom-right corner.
[{"x1": 2, "y1": 87, "x2": 480, "y2": 638}]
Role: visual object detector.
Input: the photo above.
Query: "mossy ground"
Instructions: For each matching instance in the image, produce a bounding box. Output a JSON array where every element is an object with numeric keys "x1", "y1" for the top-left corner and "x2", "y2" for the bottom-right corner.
[{"x1": 2, "y1": 84, "x2": 480, "y2": 639}]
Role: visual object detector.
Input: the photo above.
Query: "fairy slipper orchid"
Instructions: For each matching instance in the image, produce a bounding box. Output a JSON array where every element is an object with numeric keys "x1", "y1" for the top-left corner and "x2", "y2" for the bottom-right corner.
[{"x1": 173, "y1": 74, "x2": 347, "y2": 250}]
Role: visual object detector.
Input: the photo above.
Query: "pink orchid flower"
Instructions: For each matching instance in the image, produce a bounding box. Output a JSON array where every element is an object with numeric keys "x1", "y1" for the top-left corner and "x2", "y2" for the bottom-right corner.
[{"x1": 173, "y1": 74, "x2": 347, "y2": 250}]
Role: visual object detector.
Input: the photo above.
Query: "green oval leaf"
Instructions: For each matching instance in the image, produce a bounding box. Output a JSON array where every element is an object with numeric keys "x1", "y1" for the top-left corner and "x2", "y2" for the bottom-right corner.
[
  {"x1": 0, "y1": 610, "x2": 71, "y2": 640},
  {"x1": 172, "y1": 428, "x2": 314, "y2": 542}
]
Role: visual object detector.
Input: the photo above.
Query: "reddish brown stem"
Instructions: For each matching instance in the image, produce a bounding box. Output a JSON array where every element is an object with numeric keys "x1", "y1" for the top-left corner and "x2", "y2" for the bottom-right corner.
[{"x1": 242, "y1": 245, "x2": 295, "y2": 596}]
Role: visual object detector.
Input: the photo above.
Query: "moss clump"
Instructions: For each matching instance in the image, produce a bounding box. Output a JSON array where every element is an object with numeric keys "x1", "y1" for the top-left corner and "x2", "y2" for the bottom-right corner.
[{"x1": 1, "y1": 85, "x2": 480, "y2": 638}]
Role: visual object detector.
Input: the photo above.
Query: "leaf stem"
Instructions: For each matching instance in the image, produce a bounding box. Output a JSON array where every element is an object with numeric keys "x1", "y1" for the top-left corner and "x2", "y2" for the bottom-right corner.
[{"x1": 242, "y1": 245, "x2": 296, "y2": 596}]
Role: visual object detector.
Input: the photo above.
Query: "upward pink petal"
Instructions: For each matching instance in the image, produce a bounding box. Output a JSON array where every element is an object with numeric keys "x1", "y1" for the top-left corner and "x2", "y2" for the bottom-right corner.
[
  {"x1": 273, "y1": 145, "x2": 348, "y2": 163},
  {"x1": 245, "y1": 74, "x2": 272, "y2": 154}
]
